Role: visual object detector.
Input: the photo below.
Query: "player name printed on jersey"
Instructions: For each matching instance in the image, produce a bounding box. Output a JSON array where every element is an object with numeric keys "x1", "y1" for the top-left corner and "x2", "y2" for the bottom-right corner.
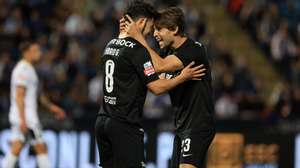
[
  {"x1": 108, "y1": 38, "x2": 136, "y2": 48},
  {"x1": 104, "y1": 95, "x2": 117, "y2": 105},
  {"x1": 104, "y1": 47, "x2": 120, "y2": 57},
  {"x1": 143, "y1": 61, "x2": 155, "y2": 76}
]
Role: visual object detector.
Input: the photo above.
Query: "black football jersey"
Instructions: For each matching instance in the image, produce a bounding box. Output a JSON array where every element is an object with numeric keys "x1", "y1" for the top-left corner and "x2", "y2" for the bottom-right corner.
[
  {"x1": 163, "y1": 38, "x2": 215, "y2": 133},
  {"x1": 99, "y1": 37, "x2": 158, "y2": 126}
]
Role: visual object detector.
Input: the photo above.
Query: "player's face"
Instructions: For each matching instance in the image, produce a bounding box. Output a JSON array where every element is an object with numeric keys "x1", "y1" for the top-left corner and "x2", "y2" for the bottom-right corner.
[
  {"x1": 28, "y1": 44, "x2": 41, "y2": 63},
  {"x1": 153, "y1": 27, "x2": 174, "y2": 49}
]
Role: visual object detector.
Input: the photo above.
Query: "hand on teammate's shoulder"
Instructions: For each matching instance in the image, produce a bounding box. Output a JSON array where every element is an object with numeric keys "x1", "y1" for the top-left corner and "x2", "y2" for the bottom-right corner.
[{"x1": 181, "y1": 62, "x2": 206, "y2": 81}]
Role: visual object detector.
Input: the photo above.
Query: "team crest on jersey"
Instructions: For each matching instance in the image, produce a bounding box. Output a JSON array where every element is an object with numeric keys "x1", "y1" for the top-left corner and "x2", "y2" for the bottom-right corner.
[{"x1": 143, "y1": 61, "x2": 155, "y2": 76}]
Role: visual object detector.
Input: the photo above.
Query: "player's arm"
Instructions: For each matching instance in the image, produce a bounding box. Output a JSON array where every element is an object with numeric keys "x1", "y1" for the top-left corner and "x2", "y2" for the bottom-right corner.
[
  {"x1": 121, "y1": 15, "x2": 184, "y2": 73},
  {"x1": 147, "y1": 62, "x2": 204, "y2": 95},
  {"x1": 16, "y1": 85, "x2": 28, "y2": 133},
  {"x1": 39, "y1": 94, "x2": 66, "y2": 120},
  {"x1": 137, "y1": 40, "x2": 183, "y2": 73},
  {"x1": 131, "y1": 46, "x2": 204, "y2": 95}
]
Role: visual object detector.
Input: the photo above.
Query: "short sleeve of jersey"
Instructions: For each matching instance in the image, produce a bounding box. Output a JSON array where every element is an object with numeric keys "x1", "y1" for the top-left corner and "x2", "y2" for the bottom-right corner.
[
  {"x1": 129, "y1": 47, "x2": 159, "y2": 85},
  {"x1": 174, "y1": 42, "x2": 206, "y2": 67},
  {"x1": 14, "y1": 68, "x2": 30, "y2": 87}
]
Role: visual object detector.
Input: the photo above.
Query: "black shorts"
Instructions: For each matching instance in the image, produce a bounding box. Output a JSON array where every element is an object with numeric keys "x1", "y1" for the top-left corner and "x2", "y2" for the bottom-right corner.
[
  {"x1": 95, "y1": 115, "x2": 146, "y2": 168},
  {"x1": 170, "y1": 129, "x2": 215, "y2": 168}
]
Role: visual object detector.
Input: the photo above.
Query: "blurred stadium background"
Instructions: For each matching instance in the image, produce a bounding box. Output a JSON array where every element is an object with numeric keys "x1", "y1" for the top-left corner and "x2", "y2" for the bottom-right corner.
[{"x1": 0, "y1": 0, "x2": 299, "y2": 167}]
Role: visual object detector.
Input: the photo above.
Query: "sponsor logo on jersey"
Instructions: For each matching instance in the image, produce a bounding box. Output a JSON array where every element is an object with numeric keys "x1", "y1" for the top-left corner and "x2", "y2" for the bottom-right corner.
[
  {"x1": 195, "y1": 41, "x2": 202, "y2": 47},
  {"x1": 143, "y1": 61, "x2": 155, "y2": 76},
  {"x1": 108, "y1": 39, "x2": 136, "y2": 48},
  {"x1": 165, "y1": 73, "x2": 173, "y2": 80},
  {"x1": 182, "y1": 153, "x2": 192, "y2": 157},
  {"x1": 165, "y1": 71, "x2": 180, "y2": 79},
  {"x1": 104, "y1": 96, "x2": 117, "y2": 105}
]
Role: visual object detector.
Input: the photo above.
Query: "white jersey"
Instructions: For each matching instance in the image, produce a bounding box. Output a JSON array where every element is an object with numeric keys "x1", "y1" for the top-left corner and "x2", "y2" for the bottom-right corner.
[{"x1": 9, "y1": 60, "x2": 39, "y2": 126}]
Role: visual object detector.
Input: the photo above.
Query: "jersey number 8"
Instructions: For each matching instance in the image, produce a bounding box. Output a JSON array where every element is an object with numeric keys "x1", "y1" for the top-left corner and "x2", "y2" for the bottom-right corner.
[{"x1": 105, "y1": 60, "x2": 115, "y2": 93}]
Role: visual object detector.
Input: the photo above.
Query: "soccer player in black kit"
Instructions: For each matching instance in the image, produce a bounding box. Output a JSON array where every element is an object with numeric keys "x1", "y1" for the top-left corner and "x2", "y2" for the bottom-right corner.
[
  {"x1": 122, "y1": 7, "x2": 216, "y2": 168},
  {"x1": 95, "y1": 1, "x2": 206, "y2": 168}
]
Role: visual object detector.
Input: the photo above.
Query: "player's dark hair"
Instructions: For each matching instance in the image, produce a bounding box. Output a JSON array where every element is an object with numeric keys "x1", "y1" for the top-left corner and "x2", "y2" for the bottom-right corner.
[
  {"x1": 155, "y1": 7, "x2": 185, "y2": 36},
  {"x1": 125, "y1": 0, "x2": 158, "y2": 20}
]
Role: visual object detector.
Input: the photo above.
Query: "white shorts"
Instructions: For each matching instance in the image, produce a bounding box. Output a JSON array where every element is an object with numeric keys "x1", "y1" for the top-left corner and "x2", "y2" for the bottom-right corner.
[{"x1": 10, "y1": 123, "x2": 44, "y2": 145}]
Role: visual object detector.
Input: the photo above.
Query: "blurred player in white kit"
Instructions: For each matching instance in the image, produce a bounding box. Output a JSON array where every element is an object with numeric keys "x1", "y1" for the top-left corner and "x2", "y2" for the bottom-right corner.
[{"x1": 2, "y1": 41, "x2": 66, "y2": 168}]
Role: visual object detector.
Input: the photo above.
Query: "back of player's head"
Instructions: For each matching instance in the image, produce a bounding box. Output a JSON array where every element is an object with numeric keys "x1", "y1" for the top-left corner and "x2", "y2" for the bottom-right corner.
[
  {"x1": 125, "y1": 0, "x2": 158, "y2": 20},
  {"x1": 155, "y1": 7, "x2": 185, "y2": 36}
]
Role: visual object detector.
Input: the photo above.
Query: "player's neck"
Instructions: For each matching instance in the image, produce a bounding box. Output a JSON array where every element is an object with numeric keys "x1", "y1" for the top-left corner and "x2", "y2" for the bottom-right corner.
[
  {"x1": 22, "y1": 58, "x2": 33, "y2": 66},
  {"x1": 118, "y1": 32, "x2": 129, "y2": 38},
  {"x1": 171, "y1": 36, "x2": 187, "y2": 49}
]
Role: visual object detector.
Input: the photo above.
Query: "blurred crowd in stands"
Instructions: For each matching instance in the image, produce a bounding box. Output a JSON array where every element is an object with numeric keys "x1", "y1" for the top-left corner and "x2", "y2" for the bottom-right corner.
[
  {"x1": 224, "y1": 0, "x2": 300, "y2": 125},
  {"x1": 0, "y1": 0, "x2": 298, "y2": 131}
]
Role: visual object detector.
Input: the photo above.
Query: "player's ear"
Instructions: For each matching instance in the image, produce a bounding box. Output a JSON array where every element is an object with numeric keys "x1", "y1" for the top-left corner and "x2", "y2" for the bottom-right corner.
[
  {"x1": 172, "y1": 26, "x2": 179, "y2": 35},
  {"x1": 139, "y1": 18, "x2": 147, "y2": 28},
  {"x1": 135, "y1": 18, "x2": 147, "y2": 32}
]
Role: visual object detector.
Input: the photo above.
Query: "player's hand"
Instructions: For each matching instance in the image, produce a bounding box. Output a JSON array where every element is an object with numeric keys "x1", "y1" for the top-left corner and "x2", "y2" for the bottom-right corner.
[
  {"x1": 123, "y1": 15, "x2": 143, "y2": 40},
  {"x1": 49, "y1": 104, "x2": 66, "y2": 120},
  {"x1": 180, "y1": 62, "x2": 206, "y2": 80},
  {"x1": 119, "y1": 17, "x2": 126, "y2": 33},
  {"x1": 20, "y1": 119, "x2": 28, "y2": 134}
]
